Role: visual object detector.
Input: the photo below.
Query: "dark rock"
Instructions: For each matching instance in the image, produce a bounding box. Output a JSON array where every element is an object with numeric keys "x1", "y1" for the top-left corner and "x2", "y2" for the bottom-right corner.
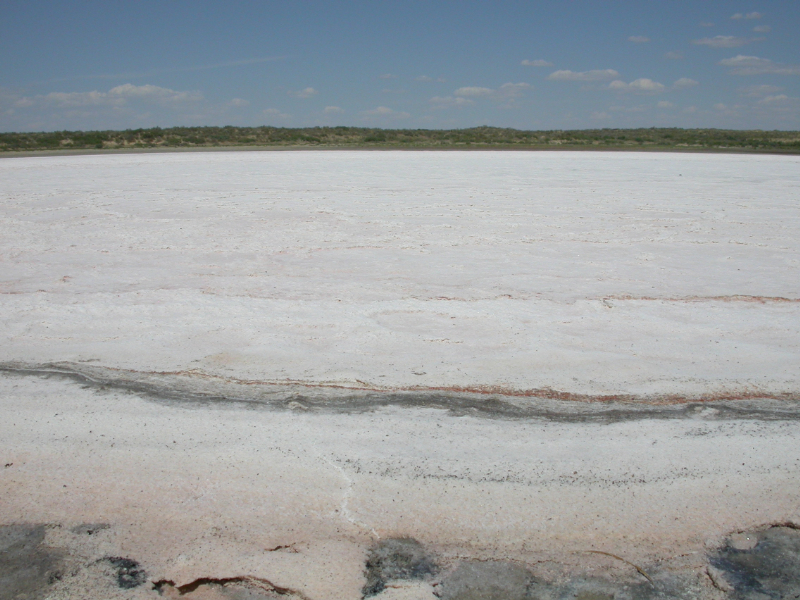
[{"x1": 106, "y1": 556, "x2": 147, "y2": 589}]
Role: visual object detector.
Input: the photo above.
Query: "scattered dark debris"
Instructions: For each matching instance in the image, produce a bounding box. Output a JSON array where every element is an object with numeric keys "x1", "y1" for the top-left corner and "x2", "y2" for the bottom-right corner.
[
  {"x1": 362, "y1": 537, "x2": 438, "y2": 597},
  {"x1": 70, "y1": 523, "x2": 110, "y2": 536},
  {"x1": 106, "y1": 556, "x2": 147, "y2": 589}
]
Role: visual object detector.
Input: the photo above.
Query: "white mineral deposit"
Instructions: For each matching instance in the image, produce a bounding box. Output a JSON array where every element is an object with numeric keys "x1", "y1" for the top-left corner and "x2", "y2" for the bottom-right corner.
[{"x1": 1, "y1": 150, "x2": 799, "y2": 599}]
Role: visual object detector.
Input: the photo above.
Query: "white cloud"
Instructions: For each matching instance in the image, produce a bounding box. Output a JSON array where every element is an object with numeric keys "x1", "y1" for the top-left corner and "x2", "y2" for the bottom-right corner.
[
  {"x1": 521, "y1": 59, "x2": 553, "y2": 67},
  {"x1": 16, "y1": 84, "x2": 204, "y2": 109},
  {"x1": 263, "y1": 108, "x2": 290, "y2": 119},
  {"x1": 731, "y1": 12, "x2": 762, "y2": 19},
  {"x1": 451, "y1": 83, "x2": 531, "y2": 102},
  {"x1": 759, "y1": 94, "x2": 790, "y2": 104},
  {"x1": 628, "y1": 36, "x2": 650, "y2": 43},
  {"x1": 362, "y1": 106, "x2": 410, "y2": 119},
  {"x1": 753, "y1": 25, "x2": 771, "y2": 33},
  {"x1": 674, "y1": 78, "x2": 699, "y2": 89},
  {"x1": 43, "y1": 90, "x2": 117, "y2": 107},
  {"x1": 429, "y1": 96, "x2": 473, "y2": 109},
  {"x1": 415, "y1": 76, "x2": 433, "y2": 82},
  {"x1": 108, "y1": 83, "x2": 202, "y2": 103},
  {"x1": 227, "y1": 98, "x2": 249, "y2": 107},
  {"x1": 657, "y1": 101, "x2": 675, "y2": 108},
  {"x1": 378, "y1": 73, "x2": 396, "y2": 80},
  {"x1": 547, "y1": 69, "x2": 620, "y2": 82},
  {"x1": 608, "y1": 78, "x2": 666, "y2": 94},
  {"x1": 740, "y1": 84, "x2": 783, "y2": 97},
  {"x1": 693, "y1": 36, "x2": 752, "y2": 48},
  {"x1": 665, "y1": 51, "x2": 684, "y2": 59},
  {"x1": 323, "y1": 106, "x2": 344, "y2": 114},
  {"x1": 454, "y1": 87, "x2": 494, "y2": 97},
  {"x1": 288, "y1": 87, "x2": 318, "y2": 99},
  {"x1": 720, "y1": 55, "x2": 800, "y2": 75}
]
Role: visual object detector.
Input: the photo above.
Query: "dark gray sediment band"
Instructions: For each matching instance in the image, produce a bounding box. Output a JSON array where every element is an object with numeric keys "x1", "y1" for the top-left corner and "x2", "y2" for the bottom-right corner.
[{"x1": 1, "y1": 361, "x2": 798, "y2": 423}]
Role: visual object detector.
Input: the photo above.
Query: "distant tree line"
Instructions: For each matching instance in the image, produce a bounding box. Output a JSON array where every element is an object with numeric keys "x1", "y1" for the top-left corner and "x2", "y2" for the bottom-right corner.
[{"x1": 1, "y1": 126, "x2": 799, "y2": 152}]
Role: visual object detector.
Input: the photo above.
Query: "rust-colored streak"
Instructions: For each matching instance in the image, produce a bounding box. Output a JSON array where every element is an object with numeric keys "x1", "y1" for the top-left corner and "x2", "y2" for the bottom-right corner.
[
  {"x1": 605, "y1": 294, "x2": 800, "y2": 304},
  {"x1": 25, "y1": 362, "x2": 798, "y2": 406}
]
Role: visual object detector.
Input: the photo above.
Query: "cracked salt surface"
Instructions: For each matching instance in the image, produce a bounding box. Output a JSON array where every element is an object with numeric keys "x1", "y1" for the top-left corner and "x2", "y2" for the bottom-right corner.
[{"x1": 1, "y1": 151, "x2": 800, "y2": 598}]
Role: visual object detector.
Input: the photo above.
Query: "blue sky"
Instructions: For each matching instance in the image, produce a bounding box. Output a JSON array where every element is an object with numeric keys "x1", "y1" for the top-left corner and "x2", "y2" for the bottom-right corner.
[{"x1": 1, "y1": 0, "x2": 798, "y2": 132}]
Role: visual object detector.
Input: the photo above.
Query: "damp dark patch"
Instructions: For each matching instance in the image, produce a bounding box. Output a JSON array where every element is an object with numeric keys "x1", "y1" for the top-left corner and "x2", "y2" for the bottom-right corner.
[
  {"x1": 1, "y1": 362, "x2": 799, "y2": 423},
  {"x1": 105, "y1": 556, "x2": 147, "y2": 589},
  {"x1": 437, "y1": 562, "x2": 711, "y2": 600},
  {"x1": 362, "y1": 537, "x2": 438, "y2": 597},
  {"x1": 710, "y1": 525, "x2": 800, "y2": 600},
  {"x1": 436, "y1": 560, "x2": 536, "y2": 600},
  {"x1": 0, "y1": 524, "x2": 64, "y2": 600}
]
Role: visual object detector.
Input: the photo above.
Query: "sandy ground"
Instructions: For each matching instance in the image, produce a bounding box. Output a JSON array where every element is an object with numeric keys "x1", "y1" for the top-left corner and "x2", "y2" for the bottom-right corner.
[{"x1": 1, "y1": 151, "x2": 799, "y2": 599}]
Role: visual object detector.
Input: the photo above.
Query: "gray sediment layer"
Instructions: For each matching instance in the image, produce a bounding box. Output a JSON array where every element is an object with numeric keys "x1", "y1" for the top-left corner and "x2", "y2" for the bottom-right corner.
[{"x1": 1, "y1": 361, "x2": 798, "y2": 423}]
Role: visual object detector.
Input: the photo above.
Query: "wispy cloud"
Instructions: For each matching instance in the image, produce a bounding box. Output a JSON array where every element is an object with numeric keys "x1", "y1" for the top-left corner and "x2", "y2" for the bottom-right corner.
[
  {"x1": 288, "y1": 87, "x2": 318, "y2": 99},
  {"x1": 720, "y1": 55, "x2": 800, "y2": 75},
  {"x1": 521, "y1": 59, "x2": 553, "y2": 67},
  {"x1": 323, "y1": 106, "x2": 344, "y2": 114},
  {"x1": 740, "y1": 84, "x2": 783, "y2": 97},
  {"x1": 415, "y1": 76, "x2": 433, "y2": 82},
  {"x1": 664, "y1": 51, "x2": 684, "y2": 60},
  {"x1": 758, "y1": 94, "x2": 790, "y2": 104},
  {"x1": 15, "y1": 83, "x2": 204, "y2": 108},
  {"x1": 673, "y1": 78, "x2": 699, "y2": 89},
  {"x1": 693, "y1": 36, "x2": 754, "y2": 48},
  {"x1": 731, "y1": 12, "x2": 763, "y2": 20},
  {"x1": 454, "y1": 87, "x2": 494, "y2": 97},
  {"x1": 753, "y1": 25, "x2": 771, "y2": 33},
  {"x1": 608, "y1": 78, "x2": 666, "y2": 94},
  {"x1": 628, "y1": 36, "x2": 650, "y2": 43},
  {"x1": 657, "y1": 101, "x2": 675, "y2": 108},
  {"x1": 496, "y1": 82, "x2": 531, "y2": 97},
  {"x1": 227, "y1": 98, "x2": 250, "y2": 108},
  {"x1": 263, "y1": 108, "x2": 291, "y2": 119},
  {"x1": 362, "y1": 106, "x2": 410, "y2": 119},
  {"x1": 453, "y1": 83, "x2": 531, "y2": 101},
  {"x1": 429, "y1": 96, "x2": 474, "y2": 109},
  {"x1": 547, "y1": 69, "x2": 620, "y2": 82}
]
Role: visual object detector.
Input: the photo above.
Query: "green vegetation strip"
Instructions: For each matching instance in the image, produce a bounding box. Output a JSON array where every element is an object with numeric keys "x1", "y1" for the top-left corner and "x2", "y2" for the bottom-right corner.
[{"x1": 2, "y1": 126, "x2": 799, "y2": 153}]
